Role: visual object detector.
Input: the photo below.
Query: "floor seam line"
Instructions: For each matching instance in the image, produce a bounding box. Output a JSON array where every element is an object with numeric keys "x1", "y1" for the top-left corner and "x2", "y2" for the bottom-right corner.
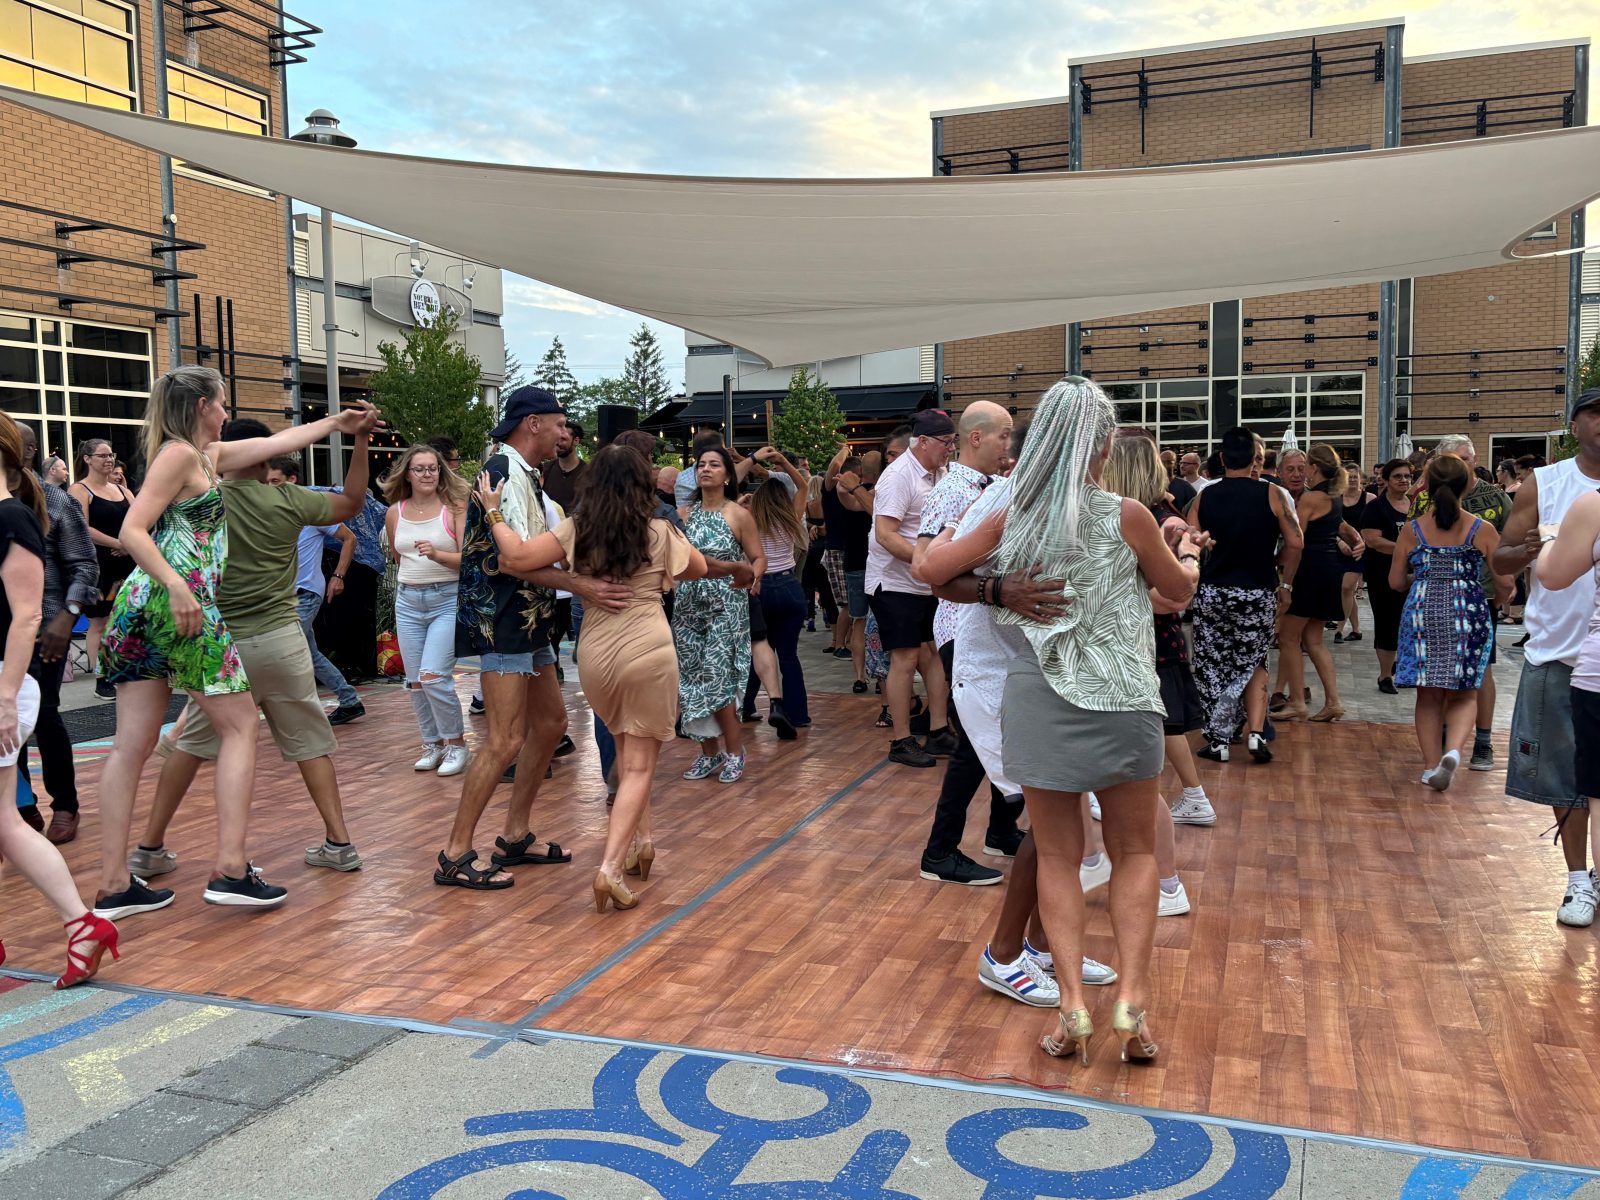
[{"x1": 515, "y1": 757, "x2": 890, "y2": 1026}]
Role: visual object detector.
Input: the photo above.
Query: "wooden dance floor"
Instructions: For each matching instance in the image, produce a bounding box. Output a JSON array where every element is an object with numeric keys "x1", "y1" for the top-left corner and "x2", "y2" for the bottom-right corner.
[{"x1": 2, "y1": 672, "x2": 1597, "y2": 1168}]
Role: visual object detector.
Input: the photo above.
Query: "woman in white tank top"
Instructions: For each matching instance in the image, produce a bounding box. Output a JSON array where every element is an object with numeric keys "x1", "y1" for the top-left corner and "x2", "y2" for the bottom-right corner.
[{"x1": 382, "y1": 445, "x2": 470, "y2": 776}]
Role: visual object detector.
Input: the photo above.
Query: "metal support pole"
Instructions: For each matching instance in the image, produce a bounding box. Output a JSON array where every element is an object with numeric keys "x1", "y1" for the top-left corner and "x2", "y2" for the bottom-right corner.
[
  {"x1": 280, "y1": 62, "x2": 302, "y2": 423},
  {"x1": 1377, "y1": 281, "x2": 1397, "y2": 462},
  {"x1": 722, "y1": 373, "x2": 733, "y2": 447},
  {"x1": 150, "y1": 0, "x2": 180, "y2": 371},
  {"x1": 1568, "y1": 43, "x2": 1590, "y2": 414},
  {"x1": 321, "y1": 208, "x2": 343, "y2": 470}
]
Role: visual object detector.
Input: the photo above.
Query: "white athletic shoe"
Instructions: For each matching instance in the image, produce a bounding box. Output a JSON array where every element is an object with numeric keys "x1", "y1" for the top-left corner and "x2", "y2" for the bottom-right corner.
[
  {"x1": 1079, "y1": 854, "x2": 1112, "y2": 893},
  {"x1": 978, "y1": 946, "x2": 1060, "y2": 1007},
  {"x1": 1423, "y1": 749, "x2": 1460, "y2": 792},
  {"x1": 1088, "y1": 793, "x2": 1102, "y2": 821},
  {"x1": 1557, "y1": 873, "x2": 1597, "y2": 928},
  {"x1": 1159, "y1": 881, "x2": 1192, "y2": 917},
  {"x1": 1021, "y1": 939, "x2": 1119, "y2": 987},
  {"x1": 413, "y1": 744, "x2": 445, "y2": 772},
  {"x1": 1170, "y1": 795, "x2": 1217, "y2": 826},
  {"x1": 436, "y1": 745, "x2": 471, "y2": 777}
]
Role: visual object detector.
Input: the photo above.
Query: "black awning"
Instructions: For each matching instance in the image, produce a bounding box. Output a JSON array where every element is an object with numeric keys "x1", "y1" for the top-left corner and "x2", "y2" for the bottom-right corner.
[
  {"x1": 637, "y1": 399, "x2": 688, "y2": 432},
  {"x1": 654, "y1": 382, "x2": 939, "y2": 438}
]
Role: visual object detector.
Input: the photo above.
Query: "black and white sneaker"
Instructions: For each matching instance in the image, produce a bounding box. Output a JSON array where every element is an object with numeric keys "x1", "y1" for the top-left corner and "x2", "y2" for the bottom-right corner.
[
  {"x1": 202, "y1": 864, "x2": 288, "y2": 908},
  {"x1": 95, "y1": 678, "x2": 116, "y2": 701},
  {"x1": 469, "y1": 695, "x2": 486, "y2": 716},
  {"x1": 553, "y1": 734, "x2": 576, "y2": 758},
  {"x1": 327, "y1": 702, "x2": 366, "y2": 726},
  {"x1": 93, "y1": 876, "x2": 176, "y2": 920},
  {"x1": 1197, "y1": 741, "x2": 1229, "y2": 763},
  {"x1": 919, "y1": 850, "x2": 1002, "y2": 886}
]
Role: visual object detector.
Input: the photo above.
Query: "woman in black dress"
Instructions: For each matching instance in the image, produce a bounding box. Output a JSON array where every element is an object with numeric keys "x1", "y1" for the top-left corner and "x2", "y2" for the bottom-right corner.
[
  {"x1": 1359, "y1": 459, "x2": 1415, "y2": 693},
  {"x1": 69, "y1": 438, "x2": 134, "y2": 701},
  {"x1": 1274, "y1": 444, "x2": 1365, "y2": 722},
  {"x1": 1333, "y1": 463, "x2": 1373, "y2": 643}
]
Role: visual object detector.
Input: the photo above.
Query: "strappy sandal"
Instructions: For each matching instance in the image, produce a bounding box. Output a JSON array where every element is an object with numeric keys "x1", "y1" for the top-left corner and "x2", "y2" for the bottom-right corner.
[
  {"x1": 433, "y1": 850, "x2": 514, "y2": 889},
  {"x1": 490, "y1": 832, "x2": 572, "y2": 868},
  {"x1": 56, "y1": 913, "x2": 120, "y2": 990}
]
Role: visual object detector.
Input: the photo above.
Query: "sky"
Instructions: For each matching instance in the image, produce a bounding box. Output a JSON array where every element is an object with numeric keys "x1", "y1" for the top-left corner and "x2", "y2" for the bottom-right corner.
[{"x1": 293, "y1": 1, "x2": 1595, "y2": 393}]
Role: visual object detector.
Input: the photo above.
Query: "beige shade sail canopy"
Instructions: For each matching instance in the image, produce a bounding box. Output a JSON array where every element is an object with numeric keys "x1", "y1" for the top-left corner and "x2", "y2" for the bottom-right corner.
[{"x1": 4, "y1": 85, "x2": 1598, "y2": 368}]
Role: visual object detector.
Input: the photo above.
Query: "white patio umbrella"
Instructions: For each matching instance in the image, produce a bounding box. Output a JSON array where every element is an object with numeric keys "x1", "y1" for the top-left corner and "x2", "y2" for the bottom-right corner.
[
  {"x1": 1396, "y1": 432, "x2": 1415, "y2": 458},
  {"x1": 1280, "y1": 425, "x2": 1299, "y2": 452}
]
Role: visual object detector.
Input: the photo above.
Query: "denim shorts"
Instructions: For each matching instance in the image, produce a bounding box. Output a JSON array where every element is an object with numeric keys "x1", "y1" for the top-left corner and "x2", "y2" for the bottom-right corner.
[
  {"x1": 480, "y1": 645, "x2": 558, "y2": 675},
  {"x1": 845, "y1": 570, "x2": 868, "y2": 620},
  {"x1": 1507, "y1": 658, "x2": 1583, "y2": 809}
]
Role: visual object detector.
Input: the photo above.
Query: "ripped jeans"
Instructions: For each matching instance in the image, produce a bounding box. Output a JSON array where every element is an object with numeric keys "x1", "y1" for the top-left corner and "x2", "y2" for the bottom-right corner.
[{"x1": 396, "y1": 581, "x2": 463, "y2": 744}]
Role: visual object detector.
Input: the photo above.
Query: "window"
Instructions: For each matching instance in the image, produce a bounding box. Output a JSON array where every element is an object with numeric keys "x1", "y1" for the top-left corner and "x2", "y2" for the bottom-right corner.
[
  {"x1": 0, "y1": 0, "x2": 137, "y2": 109},
  {"x1": 165, "y1": 62, "x2": 271, "y2": 193},
  {"x1": 0, "y1": 307, "x2": 151, "y2": 470},
  {"x1": 1102, "y1": 379, "x2": 1213, "y2": 454},
  {"x1": 1237, "y1": 372, "x2": 1366, "y2": 464}
]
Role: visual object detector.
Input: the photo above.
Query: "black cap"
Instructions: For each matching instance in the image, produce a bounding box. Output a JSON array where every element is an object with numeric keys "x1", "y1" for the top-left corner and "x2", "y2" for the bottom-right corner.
[
  {"x1": 490, "y1": 385, "x2": 564, "y2": 441},
  {"x1": 910, "y1": 408, "x2": 955, "y2": 438},
  {"x1": 1570, "y1": 388, "x2": 1600, "y2": 421}
]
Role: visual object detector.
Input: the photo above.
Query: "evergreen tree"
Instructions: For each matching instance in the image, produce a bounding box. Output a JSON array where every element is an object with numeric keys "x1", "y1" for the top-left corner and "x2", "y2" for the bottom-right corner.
[
  {"x1": 621, "y1": 323, "x2": 673, "y2": 412},
  {"x1": 368, "y1": 309, "x2": 494, "y2": 458},
  {"x1": 1555, "y1": 336, "x2": 1600, "y2": 461},
  {"x1": 502, "y1": 349, "x2": 527, "y2": 394},
  {"x1": 770, "y1": 368, "x2": 847, "y2": 468},
  {"x1": 532, "y1": 336, "x2": 578, "y2": 404}
]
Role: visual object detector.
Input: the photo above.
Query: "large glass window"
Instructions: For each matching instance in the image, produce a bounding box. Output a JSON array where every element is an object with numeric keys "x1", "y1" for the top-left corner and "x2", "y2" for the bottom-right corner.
[
  {"x1": 166, "y1": 62, "x2": 270, "y2": 192},
  {"x1": 0, "y1": 0, "x2": 136, "y2": 109},
  {"x1": 1237, "y1": 373, "x2": 1366, "y2": 464},
  {"x1": 1102, "y1": 378, "x2": 1213, "y2": 454},
  {"x1": 0, "y1": 308, "x2": 150, "y2": 471}
]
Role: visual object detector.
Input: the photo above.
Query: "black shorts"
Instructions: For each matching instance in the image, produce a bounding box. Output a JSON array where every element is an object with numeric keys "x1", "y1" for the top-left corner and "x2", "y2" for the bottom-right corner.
[
  {"x1": 1158, "y1": 661, "x2": 1204, "y2": 736},
  {"x1": 1572, "y1": 685, "x2": 1600, "y2": 800},
  {"x1": 868, "y1": 586, "x2": 936, "y2": 651}
]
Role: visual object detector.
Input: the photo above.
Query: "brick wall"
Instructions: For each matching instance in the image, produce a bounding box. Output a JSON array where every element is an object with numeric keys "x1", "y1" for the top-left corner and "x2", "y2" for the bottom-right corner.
[{"x1": 1, "y1": 0, "x2": 292, "y2": 430}]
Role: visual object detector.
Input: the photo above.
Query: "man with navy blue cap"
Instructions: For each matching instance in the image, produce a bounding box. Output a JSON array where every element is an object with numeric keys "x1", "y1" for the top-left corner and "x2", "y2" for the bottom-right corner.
[{"x1": 434, "y1": 386, "x2": 630, "y2": 890}]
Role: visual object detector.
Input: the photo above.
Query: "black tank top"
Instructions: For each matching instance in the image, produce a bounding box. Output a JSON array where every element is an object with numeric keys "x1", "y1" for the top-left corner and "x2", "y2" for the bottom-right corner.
[
  {"x1": 1195, "y1": 476, "x2": 1281, "y2": 591},
  {"x1": 1302, "y1": 489, "x2": 1344, "y2": 555},
  {"x1": 77, "y1": 483, "x2": 133, "y2": 585}
]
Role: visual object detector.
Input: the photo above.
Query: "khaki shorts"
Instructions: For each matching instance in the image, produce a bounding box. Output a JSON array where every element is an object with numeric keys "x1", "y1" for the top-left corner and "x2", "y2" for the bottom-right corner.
[{"x1": 174, "y1": 623, "x2": 337, "y2": 763}]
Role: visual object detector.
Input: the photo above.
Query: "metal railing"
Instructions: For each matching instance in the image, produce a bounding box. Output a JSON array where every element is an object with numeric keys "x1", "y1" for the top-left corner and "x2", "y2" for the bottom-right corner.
[{"x1": 936, "y1": 140, "x2": 1071, "y2": 176}]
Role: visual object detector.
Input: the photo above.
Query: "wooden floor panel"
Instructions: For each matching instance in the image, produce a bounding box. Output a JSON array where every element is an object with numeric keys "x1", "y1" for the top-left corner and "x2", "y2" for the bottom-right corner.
[{"x1": 3, "y1": 680, "x2": 1598, "y2": 1165}]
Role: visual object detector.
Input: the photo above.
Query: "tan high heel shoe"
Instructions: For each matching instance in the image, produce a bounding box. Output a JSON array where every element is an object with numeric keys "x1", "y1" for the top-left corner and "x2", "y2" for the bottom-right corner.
[
  {"x1": 1308, "y1": 705, "x2": 1345, "y2": 723},
  {"x1": 1112, "y1": 1001, "x2": 1158, "y2": 1063},
  {"x1": 624, "y1": 841, "x2": 656, "y2": 881},
  {"x1": 1269, "y1": 702, "x2": 1309, "y2": 721},
  {"x1": 592, "y1": 871, "x2": 638, "y2": 913},
  {"x1": 1041, "y1": 1008, "x2": 1093, "y2": 1065}
]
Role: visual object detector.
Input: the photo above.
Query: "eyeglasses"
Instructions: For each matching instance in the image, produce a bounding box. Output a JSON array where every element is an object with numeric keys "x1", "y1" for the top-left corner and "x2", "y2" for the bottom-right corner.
[
  {"x1": 91, "y1": 451, "x2": 116, "y2": 460},
  {"x1": 931, "y1": 436, "x2": 956, "y2": 449},
  {"x1": 410, "y1": 465, "x2": 440, "y2": 476}
]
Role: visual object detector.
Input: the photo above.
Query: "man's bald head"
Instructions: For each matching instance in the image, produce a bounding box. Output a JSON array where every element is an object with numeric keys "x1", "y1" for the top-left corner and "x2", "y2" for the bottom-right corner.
[{"x1": 957, "y1": 401, "x2": 1013, "y2": 476}]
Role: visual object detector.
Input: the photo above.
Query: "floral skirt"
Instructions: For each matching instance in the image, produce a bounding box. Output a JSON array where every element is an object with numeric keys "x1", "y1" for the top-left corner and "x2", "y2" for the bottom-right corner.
[
  {"x1": 1191, "y1": 584, "x2": 1277, "y2": 744},
  {"x1": 101, "y1": 569, "x2": 249, "y2": 696}
]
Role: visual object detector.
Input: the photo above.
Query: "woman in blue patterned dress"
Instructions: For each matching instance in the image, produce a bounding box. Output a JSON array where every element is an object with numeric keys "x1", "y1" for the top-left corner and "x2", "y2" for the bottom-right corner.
[
  {"x1": 1389, "y1": 453, "x2": 1510, "y2": 791},
  {"x1": 674, "y1": 447, "x2": 762, "y2": 783}
]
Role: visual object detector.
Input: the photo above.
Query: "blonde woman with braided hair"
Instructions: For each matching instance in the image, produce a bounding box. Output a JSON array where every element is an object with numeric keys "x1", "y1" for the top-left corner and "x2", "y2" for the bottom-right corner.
[{"x1": 942, "y1": 378, "x2": 1203, "y2": 1067}]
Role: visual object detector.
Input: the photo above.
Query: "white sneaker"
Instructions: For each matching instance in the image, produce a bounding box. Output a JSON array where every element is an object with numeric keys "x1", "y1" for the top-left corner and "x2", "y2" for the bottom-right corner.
[
  {"x1": 413, "y1": 744, "x2": 444, "y2": 771},
  {"x1": 436, "y1": 745, "x2": 471, "y2": 777},
  {"x1": 683, "y1": 752, "x2": 726, "y2": 780},
  {"x1": 978, "y1": 946, "x2": 1060, "y2": 1007},
  {"x1": 1080, "y1": 956, "x2": 1118, "y2": 986},
  {"x1": 1557, "y1": 875, "x2": 1597, "y2": 928},
  {"x1": 1159, "y1": 881, "x2": 1192, "y2": 917},
  {"x1": 1088, "y1": 793, "x2": 1102, "y2": 821},
  {"x1": 1079, "y1": 854, "x2": 1112, "y2": 893},
  {"x1": 1024, "y1": 937, "x2": 1053, "y2": 975},
  {"x1": 1423, "y1": 749, "x2": 1460, "y2": 792},
  {"x1": 1170, "y1": 795, "x2": 1216, "y2": 826}
]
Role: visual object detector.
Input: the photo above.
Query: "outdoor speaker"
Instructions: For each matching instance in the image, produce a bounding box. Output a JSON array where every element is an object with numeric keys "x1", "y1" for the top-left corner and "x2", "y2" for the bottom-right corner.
[{"x1": 596, "y1": 404, "x2": 639, "y2": 446}]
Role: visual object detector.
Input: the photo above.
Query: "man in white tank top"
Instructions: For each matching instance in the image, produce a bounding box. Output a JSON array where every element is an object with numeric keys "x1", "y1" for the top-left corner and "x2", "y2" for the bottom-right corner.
[{"x1": 1494, "y1": 388, "x2": 1600, "y2": 927}]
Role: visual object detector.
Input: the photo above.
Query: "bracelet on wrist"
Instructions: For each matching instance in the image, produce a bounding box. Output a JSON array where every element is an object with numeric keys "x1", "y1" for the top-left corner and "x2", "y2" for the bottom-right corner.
[
  {"x1": 991, "y1": 576, "x2": 1004, "y2": 608},
  {"x1": 486, "y1": 510, "x2": 506, "y2": 527}
]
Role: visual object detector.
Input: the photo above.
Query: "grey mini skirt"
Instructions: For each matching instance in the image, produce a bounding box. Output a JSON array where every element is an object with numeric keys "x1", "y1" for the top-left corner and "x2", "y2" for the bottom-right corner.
[{"x1": 1001, "y1": 654, "x2": 1164, "y2": 793}]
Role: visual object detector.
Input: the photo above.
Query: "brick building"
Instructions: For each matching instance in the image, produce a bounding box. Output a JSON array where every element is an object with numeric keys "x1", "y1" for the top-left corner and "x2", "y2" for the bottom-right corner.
[
  {"x1": 0, "y1": 0, "x2": 314, "y2": 473},
  {"x1": 932, "y1": 19, "x2": 1590, "y2": 468}
]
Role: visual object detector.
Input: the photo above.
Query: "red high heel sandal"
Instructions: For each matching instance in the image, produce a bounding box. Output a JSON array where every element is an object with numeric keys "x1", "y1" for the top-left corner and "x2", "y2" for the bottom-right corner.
[{"x1": 55, "y1": 913, "x2": 119, "y2": 990}]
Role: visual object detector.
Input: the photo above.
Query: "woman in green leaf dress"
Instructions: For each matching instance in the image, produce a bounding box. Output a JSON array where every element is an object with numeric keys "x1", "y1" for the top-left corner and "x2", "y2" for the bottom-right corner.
[
  {"x1": 673, "y1": 446, "x2": 764, "y2": 783},
  {"x1": 92, "y1": 366, "x2": 380, "y2": 920}
]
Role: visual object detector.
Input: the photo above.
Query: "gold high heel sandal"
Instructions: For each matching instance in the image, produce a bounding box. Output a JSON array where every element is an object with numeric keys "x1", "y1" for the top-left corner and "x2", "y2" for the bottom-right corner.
[
  {"x1": 1308, "y1": 705, "x2": 1345, "y2": 723},
  {"x1": 1112, "y1": 1001, "x2": 1158, "y2": 1063},
  {"x1": 1041, "y1": 1008, "x2": 1093, "y2": 1065},
  {"x1": 624, "y1": 841, "x2": 656, "y2": 881},
  {"x1": 1269, "y1": 702, "x2": 1309, "y2": 722},
  {"x1": 592, "y1": 871, "x2": 638, "y2": 913}
]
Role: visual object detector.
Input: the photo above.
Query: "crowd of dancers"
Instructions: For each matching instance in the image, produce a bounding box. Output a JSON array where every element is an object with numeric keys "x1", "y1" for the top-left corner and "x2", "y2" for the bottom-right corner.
[{"x1": 0, "y1": 367, "x2": 1595, "y2": 1070}]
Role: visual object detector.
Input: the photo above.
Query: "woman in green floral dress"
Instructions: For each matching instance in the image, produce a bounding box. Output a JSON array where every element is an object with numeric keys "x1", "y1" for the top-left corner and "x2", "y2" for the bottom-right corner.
[
  {"x1": 92, "y1": 366, "x2": 380, "y2": 920},
  {"x1": 673, "y1": 446, "x2": 764, "y2": 783}
]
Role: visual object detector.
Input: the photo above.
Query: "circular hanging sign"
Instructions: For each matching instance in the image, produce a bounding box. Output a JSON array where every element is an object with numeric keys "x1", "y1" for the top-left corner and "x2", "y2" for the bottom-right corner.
[{"x1": 409, "y1": 278, "x2": 441, "y2": 325}]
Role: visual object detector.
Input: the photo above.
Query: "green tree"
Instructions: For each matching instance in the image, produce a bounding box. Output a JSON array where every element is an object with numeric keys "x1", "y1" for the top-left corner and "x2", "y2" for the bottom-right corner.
[
  {"x1": 531, "y1": 336, "x2": 578, "y2": 405},
  {"x1": 567, "y1": 376, "x2": 632, "y2": 433},
  {"x1": 621, "y1": 323, "x2": 673, "y2": 412},
  {"x1": 368, "y1": 308, "x2": 494, "y2": 457},
  {"x1": 770, "y1": 368, "x2": 847, "y2": 468},
  {"x1": 501, "y1": 349, "x2": 527, "y2": 396},
  {"x1": 1552, "y1": 335, "x2": 1599, "y2": 461}
]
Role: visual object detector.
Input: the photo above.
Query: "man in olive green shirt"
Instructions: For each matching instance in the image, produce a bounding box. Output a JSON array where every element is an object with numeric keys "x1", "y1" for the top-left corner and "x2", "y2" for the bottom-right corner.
[{"x1": 127, "y1": 414, "x2": 378, "y2": 878}]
